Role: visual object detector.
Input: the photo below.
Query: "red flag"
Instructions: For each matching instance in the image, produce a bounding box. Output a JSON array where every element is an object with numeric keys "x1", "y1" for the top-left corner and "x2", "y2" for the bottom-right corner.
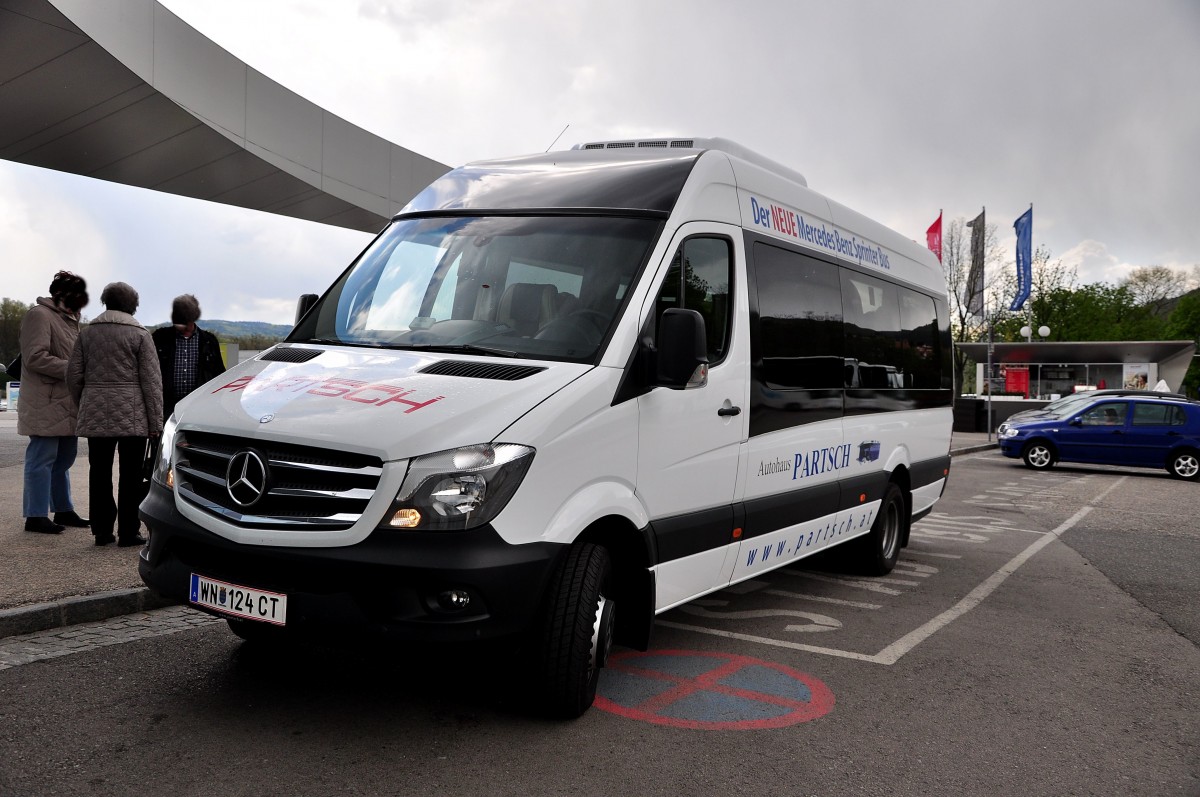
[{"x1": 926, "y1": 211, "x2": 943, "y2": 262}]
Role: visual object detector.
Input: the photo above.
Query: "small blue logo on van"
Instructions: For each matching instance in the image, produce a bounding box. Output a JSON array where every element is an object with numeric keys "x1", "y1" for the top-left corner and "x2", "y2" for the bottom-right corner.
[{"x1": 858, "y1": 441, "x2": 881, "y2": 463}]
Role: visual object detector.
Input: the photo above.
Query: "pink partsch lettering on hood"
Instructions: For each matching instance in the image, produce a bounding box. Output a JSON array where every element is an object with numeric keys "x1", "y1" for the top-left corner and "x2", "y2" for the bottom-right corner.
[{"x1": 213, "y1": 374, "x2": 443, "y2": 413}]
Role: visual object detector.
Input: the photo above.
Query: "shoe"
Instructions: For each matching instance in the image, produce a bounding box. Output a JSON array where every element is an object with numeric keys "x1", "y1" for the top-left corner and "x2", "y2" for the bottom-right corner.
[
  {"x1": 94, "y1": 534, "x2": 116, "y2": 546},
  {"x1": 53, "y1": 510, "x2": 90, "y2": 528},
  {"x1": 24, "y1": 517, "x2": 65, "y2": 534},
  {"x1": 117, "y1": 534, "x2": 147, "y2": 548}
]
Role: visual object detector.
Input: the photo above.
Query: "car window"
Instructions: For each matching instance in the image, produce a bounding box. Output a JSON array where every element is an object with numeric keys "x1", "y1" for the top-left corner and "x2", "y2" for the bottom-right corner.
[
  {"x1": 1079, "y1": 402, "x2": 1128, "y2": 426},
  {"x1": 1132, "y1": 403, "x2": 1186, "y2": 426}
]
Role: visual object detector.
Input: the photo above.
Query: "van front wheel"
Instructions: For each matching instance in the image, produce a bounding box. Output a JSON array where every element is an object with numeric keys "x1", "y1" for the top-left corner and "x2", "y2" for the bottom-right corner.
[{"x1": 538, "y1": 543, "x2": 615, "y2": 719}]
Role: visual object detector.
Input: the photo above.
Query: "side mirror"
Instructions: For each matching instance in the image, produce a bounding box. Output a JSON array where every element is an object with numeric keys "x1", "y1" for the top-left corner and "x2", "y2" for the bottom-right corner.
[
  {"x1": 1069, "y1": 417, "x2": 1082, "y2": 426},
  {"x1": 654, "y1": 308, "x2": 708, "y2": 390},
  {"x1": 295, "y1": 294, "x2": 319, "y2": 326}
]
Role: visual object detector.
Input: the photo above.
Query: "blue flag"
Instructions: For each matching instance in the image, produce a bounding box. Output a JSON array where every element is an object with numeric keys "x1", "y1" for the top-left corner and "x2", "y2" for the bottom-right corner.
[{"x1": 1009, "y1": 207, "x2": 1033, "y2": 311}]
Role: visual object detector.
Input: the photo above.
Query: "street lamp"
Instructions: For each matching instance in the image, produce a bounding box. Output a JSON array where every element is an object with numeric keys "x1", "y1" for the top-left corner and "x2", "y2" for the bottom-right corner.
[
  {"x1": 1019, "y1": 325, "x2": 1052, "y2": 399},
  {"x1": 1020, "y1": 324, "x2": 1051, "y2": 343}
]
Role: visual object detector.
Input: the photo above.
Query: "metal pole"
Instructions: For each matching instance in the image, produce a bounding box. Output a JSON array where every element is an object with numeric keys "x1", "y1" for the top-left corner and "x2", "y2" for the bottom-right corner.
[{"x1": 986, "y1": 308, "x2": 994, "y2": 441}]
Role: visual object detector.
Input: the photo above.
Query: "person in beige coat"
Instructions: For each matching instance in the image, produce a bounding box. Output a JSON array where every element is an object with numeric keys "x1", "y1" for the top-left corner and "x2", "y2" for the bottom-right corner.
[
  {"x1": 19, "y1": 271, "x2": 91, "y2": 534},
  {"x1": 67, "y1": 282, "x2": 163, "y2": 547}
]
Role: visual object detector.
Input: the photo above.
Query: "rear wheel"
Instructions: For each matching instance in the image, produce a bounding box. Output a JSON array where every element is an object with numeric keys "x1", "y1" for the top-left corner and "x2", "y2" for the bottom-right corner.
[
  {"x1": 538, "y1": 543, "x2": 616, "y2": 718},
  {"x1": 1167, "y1": 450, "x2": 1200, "y2": 481},
  {"x1": 1022, "y1": 441, "x2": 1056, "y2": 470},
  {"x1": 855, "y1": 482, "x2": 905, "y2": 576}
]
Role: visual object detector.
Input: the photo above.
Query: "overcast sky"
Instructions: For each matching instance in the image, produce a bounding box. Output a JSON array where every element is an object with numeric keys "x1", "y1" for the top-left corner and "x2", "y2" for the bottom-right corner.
[{"x1": 2, "y1": 0, "x2": 1198, "y2": 326}]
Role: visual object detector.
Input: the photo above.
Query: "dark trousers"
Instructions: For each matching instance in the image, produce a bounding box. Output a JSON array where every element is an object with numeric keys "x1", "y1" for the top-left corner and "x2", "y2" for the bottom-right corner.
[{"x1": 87, "y1": 437, "x2": 148, "y2": 540}]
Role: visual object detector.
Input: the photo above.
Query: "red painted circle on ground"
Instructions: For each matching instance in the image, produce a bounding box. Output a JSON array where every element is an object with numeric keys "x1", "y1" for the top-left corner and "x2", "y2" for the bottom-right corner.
[{"x1": 594, "y1": 649, "x2": 834, "y2": 730}]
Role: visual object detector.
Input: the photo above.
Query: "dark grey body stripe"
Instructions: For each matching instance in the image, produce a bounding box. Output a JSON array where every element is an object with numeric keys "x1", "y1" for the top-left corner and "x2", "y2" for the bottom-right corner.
[{"x1": 648, "y1": 455, "x2": 947, "y2": 564}]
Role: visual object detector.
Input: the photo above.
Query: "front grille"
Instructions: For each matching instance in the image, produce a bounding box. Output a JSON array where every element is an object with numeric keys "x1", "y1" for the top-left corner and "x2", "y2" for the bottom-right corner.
[{"x1": 175, "y1": 431, "x2": 383, "y2": 530}]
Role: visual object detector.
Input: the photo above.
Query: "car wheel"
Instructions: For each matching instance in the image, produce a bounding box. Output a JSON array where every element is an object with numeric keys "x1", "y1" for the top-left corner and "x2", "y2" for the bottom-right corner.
[
  {"x1": 1167, "y1": 450, "x2": 1200, "y2": 481},
  {"x1": 854, "y1": 482, "x2": 906, "y2": 576},
  {"x1": 538, "y1": 543, "x2": 616, "y2": 719},
  {"x1": 1022, "y1": 441, "x2": 1056, "y2": 470}
]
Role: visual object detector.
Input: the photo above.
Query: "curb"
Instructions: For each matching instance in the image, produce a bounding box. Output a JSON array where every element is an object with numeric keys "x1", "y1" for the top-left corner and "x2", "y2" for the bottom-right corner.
[
  {"x1": 951, "y1": 443, "x2": 998, "y2": 456},
  {"x1": 0, "y1": 588, "x2": 179, "y2": 640}
]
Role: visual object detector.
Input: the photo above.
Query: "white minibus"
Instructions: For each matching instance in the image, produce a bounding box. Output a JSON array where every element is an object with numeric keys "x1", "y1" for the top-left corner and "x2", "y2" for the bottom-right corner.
[{"x1": 140, "y1": 138, "x2": 953, "y2": 717}]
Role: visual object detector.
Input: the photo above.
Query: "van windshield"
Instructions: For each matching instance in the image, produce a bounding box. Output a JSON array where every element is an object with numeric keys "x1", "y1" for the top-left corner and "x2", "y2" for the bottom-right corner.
[{"x1": 290, "y1": 215, "x2": 662, "y2": 362}]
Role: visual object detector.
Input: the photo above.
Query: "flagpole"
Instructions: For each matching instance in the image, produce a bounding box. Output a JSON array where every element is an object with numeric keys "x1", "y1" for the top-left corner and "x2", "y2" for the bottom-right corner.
[{"x1": 986, "y1": 309, "x2": 994, "y2": 442}]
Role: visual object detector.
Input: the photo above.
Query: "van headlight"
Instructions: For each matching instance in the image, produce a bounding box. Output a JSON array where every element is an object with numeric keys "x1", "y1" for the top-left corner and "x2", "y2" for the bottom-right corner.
[
  {"x1": 382, "y1": 443, "x2": 535, "y2": 531},
  {"x1": 1001, "y1": 426, "x2": 1020, "y2": 438},
  {"x1": 152, "y1": 415, "x2": 178, "y2": 486}
]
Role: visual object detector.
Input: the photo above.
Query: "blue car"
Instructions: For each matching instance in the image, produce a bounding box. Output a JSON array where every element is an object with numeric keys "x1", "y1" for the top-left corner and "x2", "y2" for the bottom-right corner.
[{"x1": 998, "y1": 395, "x2": 1200, "y2": 480}]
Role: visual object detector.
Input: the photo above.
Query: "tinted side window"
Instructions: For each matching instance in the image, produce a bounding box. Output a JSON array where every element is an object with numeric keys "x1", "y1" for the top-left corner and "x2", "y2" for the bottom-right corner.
[
  {"x1": 934, "y1": 297, "x2": 953, "y2": 391},
  {"x1": 654, "y1": 237, "x2": 733, "y2": 364},
  {"x1": 753, "y1": 243, "x2": 843, "y2": 389},
  {"x1": 841, "y1": 271, "x2": 901, "y2": 387},
  {"x1": 898, "y1": 288, "x2": 940, "y2": 389},
  {"x1": 1080, "y1": 402, "x2": 1128, "y2": 426},
  {"x1": 1132, "y1": 403, "x2": 1186, "y2": 426}
]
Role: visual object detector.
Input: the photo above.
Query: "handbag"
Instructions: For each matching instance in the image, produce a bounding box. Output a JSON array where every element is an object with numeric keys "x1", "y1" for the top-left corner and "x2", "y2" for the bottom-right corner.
[{"x1": 4, "y1": 354, "x2": 19, "y2": 381}]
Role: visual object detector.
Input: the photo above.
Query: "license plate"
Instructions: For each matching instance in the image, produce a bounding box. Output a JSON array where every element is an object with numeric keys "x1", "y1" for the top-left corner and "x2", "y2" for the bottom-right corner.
[{"x1": 189, "y1": 573, "x2": 287, "y2": 625}]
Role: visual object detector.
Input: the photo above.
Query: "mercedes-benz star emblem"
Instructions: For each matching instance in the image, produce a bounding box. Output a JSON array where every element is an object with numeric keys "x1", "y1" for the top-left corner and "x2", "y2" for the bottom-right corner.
[{"x1": 226, "y1": 450, "x2": 268, "y2": 507}]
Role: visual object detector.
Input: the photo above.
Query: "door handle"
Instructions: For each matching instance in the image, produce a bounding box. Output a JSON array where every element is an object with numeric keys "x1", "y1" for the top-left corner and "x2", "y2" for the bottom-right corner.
[{"x1": 717, "y1": 405, "x2": 742, "y2": 417}]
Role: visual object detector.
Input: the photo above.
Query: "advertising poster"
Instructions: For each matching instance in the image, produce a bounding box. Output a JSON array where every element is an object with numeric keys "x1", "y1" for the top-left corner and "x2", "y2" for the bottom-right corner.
[{"x1": 1122, "y1": 364, "x2": 1150, "y2": 391}]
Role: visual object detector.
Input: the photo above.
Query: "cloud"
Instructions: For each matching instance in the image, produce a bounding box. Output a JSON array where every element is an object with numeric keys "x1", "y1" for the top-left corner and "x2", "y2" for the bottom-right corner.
[
  {"x1": 6, "y1": 0, "x2": 1196, "y2": 326},
  {"x1": 0, "y1": 164, "x2": 117, "y2": 310},
  {"x1": 1059, "y1": 240, "x2": 1198, "y2": 288}
]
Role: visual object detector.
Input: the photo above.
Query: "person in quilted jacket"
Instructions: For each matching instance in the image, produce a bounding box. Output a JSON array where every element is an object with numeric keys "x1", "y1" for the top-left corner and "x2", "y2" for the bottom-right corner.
[
  {"x1": 18, "y1": 270, "x2": 91, "y2": 534},
  {"x1": 67, "y1": 282, "x2": 163, "y2": 547}
]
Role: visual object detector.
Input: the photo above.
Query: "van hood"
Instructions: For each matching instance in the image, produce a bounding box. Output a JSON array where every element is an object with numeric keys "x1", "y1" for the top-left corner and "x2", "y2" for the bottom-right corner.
[{"x1": 173, "y1": 345, "x2": 587, "y2": 461}]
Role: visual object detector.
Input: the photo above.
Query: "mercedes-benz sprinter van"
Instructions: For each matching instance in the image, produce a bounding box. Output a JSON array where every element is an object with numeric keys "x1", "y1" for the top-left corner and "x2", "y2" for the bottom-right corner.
[{"x1": 139, "y1": 137, "x2": 953, "y2": 717}]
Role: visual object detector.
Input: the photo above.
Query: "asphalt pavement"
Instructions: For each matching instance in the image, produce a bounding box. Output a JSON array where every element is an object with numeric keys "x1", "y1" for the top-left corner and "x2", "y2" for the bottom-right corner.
[{"x1": 0, "y1": 408, "x2": 998, "y2": 638}]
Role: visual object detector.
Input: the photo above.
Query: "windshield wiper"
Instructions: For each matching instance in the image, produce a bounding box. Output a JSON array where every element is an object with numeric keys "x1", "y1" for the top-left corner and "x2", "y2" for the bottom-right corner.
[{"x1": 400, "y1": 343, "x2": 520, "y2": 358}]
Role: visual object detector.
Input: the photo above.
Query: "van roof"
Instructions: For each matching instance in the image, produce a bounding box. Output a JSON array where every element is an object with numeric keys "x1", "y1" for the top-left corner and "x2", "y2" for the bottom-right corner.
[{"x1": 399, "y1": 149, "x2": 701, "y2": 216}]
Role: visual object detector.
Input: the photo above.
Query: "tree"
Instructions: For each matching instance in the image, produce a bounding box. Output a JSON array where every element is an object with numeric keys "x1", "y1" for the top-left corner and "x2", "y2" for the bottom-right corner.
[
  {"x1": 988, "y1": 246, "x2": 1078, "y2": 341},
  {"x1": 1121, "y1": 265, "x2": 1189, "y2": 315},
  {"x1": 940, "y1": 216, "x2": 1005, "y2": 391},
  {"x1": 1165, "y1": 290, "x2": 1200, "y2": 398},
  {"x1": 0, "y1": 298, "x2": 32, "y2": 383}
]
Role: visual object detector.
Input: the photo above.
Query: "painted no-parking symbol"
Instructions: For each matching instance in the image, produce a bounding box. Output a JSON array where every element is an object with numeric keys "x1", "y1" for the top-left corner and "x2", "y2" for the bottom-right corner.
[{"x1": 594, "y1": 649, "x2": 834, "y2": 730}]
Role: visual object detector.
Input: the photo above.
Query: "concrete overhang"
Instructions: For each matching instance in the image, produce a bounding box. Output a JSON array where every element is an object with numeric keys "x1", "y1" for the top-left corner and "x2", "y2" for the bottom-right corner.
[{"x1": 0, "y1": 0, "x2": 450, "y2": 233}]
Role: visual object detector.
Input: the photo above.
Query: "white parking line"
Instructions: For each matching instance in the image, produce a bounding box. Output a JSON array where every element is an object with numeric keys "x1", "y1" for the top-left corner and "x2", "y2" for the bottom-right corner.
[
  {"x1": 763, "y1": 589, "x2": 882, "y2": 610},
  {"x1": 664, "y1": 477, "x2": 1129, "y2": 664}
]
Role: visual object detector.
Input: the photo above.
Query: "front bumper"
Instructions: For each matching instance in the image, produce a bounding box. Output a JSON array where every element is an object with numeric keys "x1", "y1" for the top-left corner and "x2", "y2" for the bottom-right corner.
[
  {"x1": 138, "y1": 483, "x2": 564, "y2": 643},
  {"x1": 998, "y1": 438, "x2": 1023, "y2": 458}
]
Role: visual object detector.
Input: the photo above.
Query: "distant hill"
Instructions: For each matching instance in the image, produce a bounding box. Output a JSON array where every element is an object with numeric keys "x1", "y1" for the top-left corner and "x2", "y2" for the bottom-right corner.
[
  {"x1": 147, "y1": 320, "x2": 293, "y2": 339},
  {"x1": 199, "y1": 320, "x2": 293, "y2": 339}
]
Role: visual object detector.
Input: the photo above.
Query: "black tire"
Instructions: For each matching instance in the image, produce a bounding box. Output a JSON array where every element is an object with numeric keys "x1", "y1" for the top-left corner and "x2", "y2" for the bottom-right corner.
[
  {"x1": 538, "y1": 543, "x2": 616, "y2": 719},
  {"x1": 1022, "y1": 440, "x2": 1056, "y2": 470},
  {"x1": 1167, "y1": 449, "x2": 1200, "y2": 481},
  {"x1": 855, "y1": 482, "x2": 906, "y2": 576}
]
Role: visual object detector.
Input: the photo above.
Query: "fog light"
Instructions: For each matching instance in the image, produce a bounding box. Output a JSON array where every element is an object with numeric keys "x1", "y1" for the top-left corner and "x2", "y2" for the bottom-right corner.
[
  {"x1": 436, "y1": 589, "x2": 471, "y2": 611},
  {"x1": 166, "y1": 468, "x2": 174, "y2": 489},
  {"x1": 389, "y1": 508, "x2": 422, "y2": 528}
]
